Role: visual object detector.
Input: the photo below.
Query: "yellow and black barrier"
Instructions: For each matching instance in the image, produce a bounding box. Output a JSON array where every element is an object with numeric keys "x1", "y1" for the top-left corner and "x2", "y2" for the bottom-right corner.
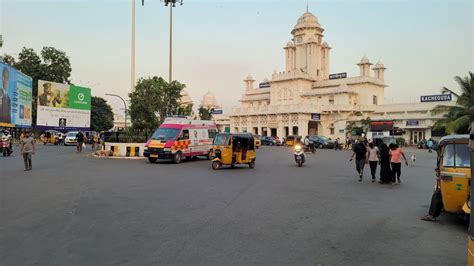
[
  {"x1": 125, "y1": 146, "x2": 140, "y2": 157},
  {"x1": 110, "y1": 145, "x2": 119, "y2": 156}
]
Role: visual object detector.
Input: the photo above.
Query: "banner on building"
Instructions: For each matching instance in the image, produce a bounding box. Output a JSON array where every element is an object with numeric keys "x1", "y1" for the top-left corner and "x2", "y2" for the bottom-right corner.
[
  {"x1": 406, "y1": 120, "x2": 419, "y2": 126},
  {"x1": 420, "y1": 94, "x2": 452, "y2": 102},
  {"x1": 259, "y1": 82, "x2": 271, "y2": 88},
  {"x1": 329, "y1": 72, "x2": 347, "y2": 80},
  {"x1": 0, "y1": 62, "x2": 33, "y2": 128},
  {"x1": 211, "y1": 108, "x2": 223, "y2": 115},
  {"x1": 311, "y1": 113, "x2": 321, "y2": 121},
  {"x1": 36, "y1": 80, "x2": 91, "y2": 131}
]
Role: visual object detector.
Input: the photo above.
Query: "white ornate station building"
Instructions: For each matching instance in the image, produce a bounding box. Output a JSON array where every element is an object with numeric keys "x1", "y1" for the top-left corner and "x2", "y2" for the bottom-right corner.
[{"x1": 229, "y1": 11, "x2": 454, "y2": 144}]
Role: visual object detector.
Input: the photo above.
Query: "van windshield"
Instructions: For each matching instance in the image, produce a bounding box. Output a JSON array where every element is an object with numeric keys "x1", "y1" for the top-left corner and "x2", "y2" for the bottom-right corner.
[{"x1": 151, "y1": 128, "x2": 180, "y2": 141}]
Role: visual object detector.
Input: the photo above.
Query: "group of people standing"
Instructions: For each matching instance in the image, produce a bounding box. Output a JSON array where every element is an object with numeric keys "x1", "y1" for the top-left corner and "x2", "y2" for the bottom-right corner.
[{"x1": 350, "y1": 139, "x2": 408, "y2": 184}]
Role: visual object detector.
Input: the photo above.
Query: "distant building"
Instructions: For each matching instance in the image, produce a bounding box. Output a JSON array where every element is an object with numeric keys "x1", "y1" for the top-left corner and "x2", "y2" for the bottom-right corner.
[{"x1": 230, "y1": 10, "x2": 454, "y2": 144}]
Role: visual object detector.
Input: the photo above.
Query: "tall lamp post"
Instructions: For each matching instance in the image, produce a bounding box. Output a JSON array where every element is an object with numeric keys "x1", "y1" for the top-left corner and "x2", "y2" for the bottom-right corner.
[
  {"x1": 105, "y1": 94, "x2": 127, "y2": 129},
  {"x1": 162, "y1": 0, "x2": 183, "y2": 83},
  {"x1": 139, "y1": 0, "x2": 182, "y2": 83}
]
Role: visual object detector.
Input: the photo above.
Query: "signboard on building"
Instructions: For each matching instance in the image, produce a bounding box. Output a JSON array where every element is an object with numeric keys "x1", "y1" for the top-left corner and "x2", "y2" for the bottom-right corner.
[
  {"x1": 36, "y1": 80, "x2": 91, "y2": 131},
  {"x1": 369, "y1": 121, "x2": 394, "y2": 131},
  {"x1": 0, "y1": 62, "x2": 33, "y2": 128},
  {"x1": 311, "y1": 113, "x2": 320, "y2": 121},
  {"x1": 259, "y1": 82, "x2": 271, "y2": 88},
  {"x1": 406, "y1": 120, "x2": 419, "y2": 126},
  {"x1": 211, "y1": 108, "x2": 223, "y2": 115},
  {"x1": 420, "y1": 94, "x2": 452, "y2": 102},
  {"x1": 329, "y1": 72, "x2": 347, "y2": 80}
]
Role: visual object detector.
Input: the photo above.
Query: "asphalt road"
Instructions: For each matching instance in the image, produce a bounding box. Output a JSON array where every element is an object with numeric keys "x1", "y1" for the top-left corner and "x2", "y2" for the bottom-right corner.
[{"x1": 0, "y1": 144, "x2": 468, "y2": 265}]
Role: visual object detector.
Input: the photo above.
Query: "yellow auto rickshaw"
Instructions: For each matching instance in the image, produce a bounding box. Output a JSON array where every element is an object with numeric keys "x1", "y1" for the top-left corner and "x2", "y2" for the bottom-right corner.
[
  {"x1": 211, "y1": 133, "x2": 256, "y2": 170},
  {"x1": 41, "y1": 130, "x2": 60, "y2": 145},
  {"x1": 286, "y1": 135, "x2": 296, "y2": 146},
  {"x1": 425, "y1": 135, "x2": 471, "y2": 221},
  {"x1": 467, "y1": 126, "x2": 474, "y2": 264}
]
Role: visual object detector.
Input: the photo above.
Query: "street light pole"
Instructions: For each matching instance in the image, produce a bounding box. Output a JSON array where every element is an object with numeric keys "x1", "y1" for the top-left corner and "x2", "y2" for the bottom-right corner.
[
  {"x1": 169, "y1": 3, "x2": 172, "y2": 83},
  {"x1": 105, "y1": 94, "x2": 127, "y2": 129},
  {"x1": 162, "y1": 0, "x2": 183, "y2": 83},
  {"x1": 131, "y1": 0, "x2": 136, "y2": 92}
]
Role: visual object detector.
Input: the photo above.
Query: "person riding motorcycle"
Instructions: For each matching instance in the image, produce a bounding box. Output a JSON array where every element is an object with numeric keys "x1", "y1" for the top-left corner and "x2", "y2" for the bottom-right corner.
[{"x1": 304, "y1": 136, "x2": 315, "y2": 153}]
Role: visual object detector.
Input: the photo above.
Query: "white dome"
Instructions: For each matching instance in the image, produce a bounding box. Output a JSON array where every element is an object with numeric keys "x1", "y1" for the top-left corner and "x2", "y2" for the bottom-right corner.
[
  {"x1": 201, "y1": 91, "x2": 219, "y2": 108},
  {"x1": 358, "y1": 55, "x2": 372, "y2": 65},
  {"x1": 292, "y1": 12, "x2": 322, "y2": 33}
]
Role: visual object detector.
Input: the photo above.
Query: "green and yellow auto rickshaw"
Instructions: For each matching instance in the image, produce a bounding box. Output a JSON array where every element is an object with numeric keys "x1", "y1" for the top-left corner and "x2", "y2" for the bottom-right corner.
[{"x1": 211, "y1": 133, "x2": 256, "y2": 170}]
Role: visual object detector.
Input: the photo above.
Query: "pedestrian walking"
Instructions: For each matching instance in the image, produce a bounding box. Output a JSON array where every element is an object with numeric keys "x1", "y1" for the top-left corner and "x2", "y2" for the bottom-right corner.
[
  {"x1": 20, "y1": 131, "x2": 35, "y2": 171},
  {"x1": 367, "y1": 142, "x2": 380, "y2": 182},
  {"x1": 389, "y1": 143, "x2": 408, "y2": 184},
  {"x1": 378, "y1": 142, "x2": 392, "y2": 184},
  {"x1": 350, "y1": 141, "x2": 368, "y2": 181},
  {"x1": 427, "y1": 138, "x2": 434, "y2": 153},
  {"x1": 76, "y1": 131, "x2": 85, "y2": 152}
]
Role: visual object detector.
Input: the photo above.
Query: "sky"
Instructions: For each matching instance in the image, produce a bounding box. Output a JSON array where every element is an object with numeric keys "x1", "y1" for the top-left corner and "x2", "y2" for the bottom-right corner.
[{"x1": 1, "y1": 0, "x2": 473, "y2": 115}]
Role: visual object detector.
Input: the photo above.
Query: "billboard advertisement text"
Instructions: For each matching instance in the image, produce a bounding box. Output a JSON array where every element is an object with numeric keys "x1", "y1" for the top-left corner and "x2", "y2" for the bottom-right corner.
[
  {"x1": 36, "y1": 80, "x2": 91, "y2": 131},
  {"x1": 0, "y1": 62, "x2": 33, "y2": 128}
]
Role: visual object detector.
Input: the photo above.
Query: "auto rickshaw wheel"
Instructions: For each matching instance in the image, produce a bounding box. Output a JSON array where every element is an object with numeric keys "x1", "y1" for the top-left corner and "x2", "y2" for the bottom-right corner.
[
  {"x1": 173, "y1": 152, "x2": 182, "y2": 164},
  {"x1": 248, "y1": 161, "x2": 255, "y2": 169},
  {"x1": 212, "y1": 161, "x2": 221, "y2": 170},
  {"x1": 148, "y1": 157, "x2": 157, "y2": 163}
]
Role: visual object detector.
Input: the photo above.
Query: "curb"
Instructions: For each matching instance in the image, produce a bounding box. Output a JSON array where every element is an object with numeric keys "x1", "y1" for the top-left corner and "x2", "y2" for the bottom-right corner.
[{"x1": 91, "y1": 154, "x2": 146, "y2": 160}]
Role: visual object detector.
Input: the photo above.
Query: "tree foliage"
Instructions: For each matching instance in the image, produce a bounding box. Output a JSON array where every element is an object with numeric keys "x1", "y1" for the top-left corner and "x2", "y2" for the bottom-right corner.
[
  {"x1": 91, "y1": 97, "x2": 114, "y2": 132},
  {"x1": 198, "y1": 106, "x2": 213, "y2": 120},
  {"x1": 432, "y1": 72, "x2": 474, "y2": 134},
  {"x1": 7, "y1": 47, "x2": 72, "y2": 126},
  {"x1": 129, "y1": 76, "x2": 185, "y2": 131},
  {"x1": 177, "y1": 103, "x2": 193, "y2": 116}
]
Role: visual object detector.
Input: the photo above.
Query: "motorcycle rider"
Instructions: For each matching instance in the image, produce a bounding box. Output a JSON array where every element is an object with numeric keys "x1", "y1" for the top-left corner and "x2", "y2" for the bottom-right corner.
[{"x1": 304, "y1": 136, "x2": 314, "y2": 153}]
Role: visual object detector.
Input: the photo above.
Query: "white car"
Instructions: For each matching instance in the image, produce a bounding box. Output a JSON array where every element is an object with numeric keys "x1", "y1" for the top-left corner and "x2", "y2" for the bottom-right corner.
[{"x1": 64, "y1": 131, "x2": 78, "y2": 146}]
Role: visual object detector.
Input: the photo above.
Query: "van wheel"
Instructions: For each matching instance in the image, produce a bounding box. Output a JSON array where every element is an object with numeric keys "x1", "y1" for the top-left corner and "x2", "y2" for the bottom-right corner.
[
  {"x1": 173, "y1": 152, "x2": 182, "y2": 164},
  {"x1": 212, "y1": 161, "x2": 221, "y2": 170},
  {"x1": 148, "y1": 157, "x2": 157, "y2": 163},
  {"x1": 248, "y1": 161, "x2": 255, "y2": 169}
]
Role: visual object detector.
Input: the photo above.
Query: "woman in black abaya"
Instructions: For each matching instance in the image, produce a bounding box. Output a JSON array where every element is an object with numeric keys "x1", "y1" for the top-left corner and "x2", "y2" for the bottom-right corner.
[{"x1": 378, "y1": 142, "x2": 392, "y2": 184}]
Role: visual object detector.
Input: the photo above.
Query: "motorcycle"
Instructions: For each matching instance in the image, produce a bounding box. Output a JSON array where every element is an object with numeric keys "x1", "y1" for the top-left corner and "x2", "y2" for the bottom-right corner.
[
  {"x1": 294, "y1": 144, "x2": 306, "y2": 167},
  {"x1": 0, "y1": 133, "x2": 13, "y2": 157},
  {"x1": 334, "y1": 142, "x2": 342, "y2": 150}
]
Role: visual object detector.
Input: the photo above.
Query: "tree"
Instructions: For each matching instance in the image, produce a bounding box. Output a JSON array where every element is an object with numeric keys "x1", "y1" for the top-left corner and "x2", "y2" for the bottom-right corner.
[
  {"x1": 91, "y1": 97, "x2": 114, "y2": 132},
  {"x1": 177, "y1": 103, "x2": 193, "y2": 116},
  {"x1": 198, "y1": 106, "x2": 213, "y2": 120},
  {"x1": 432, "y1": 72, "x2": 474, "y2": 134},
  {"x1": 8, "y1": 47, "x2": 72, "y2": 126},
  {"x1": 129, "y1": 76, "x2": 184, "y2": 132}
]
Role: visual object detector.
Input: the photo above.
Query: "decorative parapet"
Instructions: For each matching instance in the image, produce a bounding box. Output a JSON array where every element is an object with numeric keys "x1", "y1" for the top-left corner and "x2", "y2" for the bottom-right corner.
[
  {"x1": 312, "y1": 76, "x2": 386, "y2": 88},
  {"x1": 230, "y1": 104, "x2": 376, "y2": 116}
]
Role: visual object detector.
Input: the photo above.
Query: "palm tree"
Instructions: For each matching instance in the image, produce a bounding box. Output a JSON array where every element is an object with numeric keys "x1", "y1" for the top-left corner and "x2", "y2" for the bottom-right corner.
[{"x1": 432, "y1": 72, "x2": 474, "y2": 134}]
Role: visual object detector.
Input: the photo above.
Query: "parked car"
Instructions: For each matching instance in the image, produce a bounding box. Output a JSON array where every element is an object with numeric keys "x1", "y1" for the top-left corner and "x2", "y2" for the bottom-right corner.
[
  {"x1": 308, "y1": 135, "x2": 334, "y2": 149},
  {"x1": 271, "y1": 136, "x2": 282, "y2": 146},
  {"x1": 64, "y1": 131, "x2": 79, "y2": 146},
  {"x1": 261, "y1": 136, "x2": 277, "y2": 146}
]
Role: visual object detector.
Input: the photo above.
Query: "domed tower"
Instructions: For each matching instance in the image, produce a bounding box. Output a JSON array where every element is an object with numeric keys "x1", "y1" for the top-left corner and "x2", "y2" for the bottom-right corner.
[
  {"x1": 284, "y1": 11, "x2": 331, "y2": 81},
  {"x1": 179, "y1": 89, "x2": 193, "y2": 106},
  {"x1": 372, "y1": 60, "x2": 387, "y2": 81},
  {"x1": 357, "y1": 56, "x2": 372, "y2": 77},
  {"x1": 201, "y1": 90, "x2": 220, "y2": 109}
]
